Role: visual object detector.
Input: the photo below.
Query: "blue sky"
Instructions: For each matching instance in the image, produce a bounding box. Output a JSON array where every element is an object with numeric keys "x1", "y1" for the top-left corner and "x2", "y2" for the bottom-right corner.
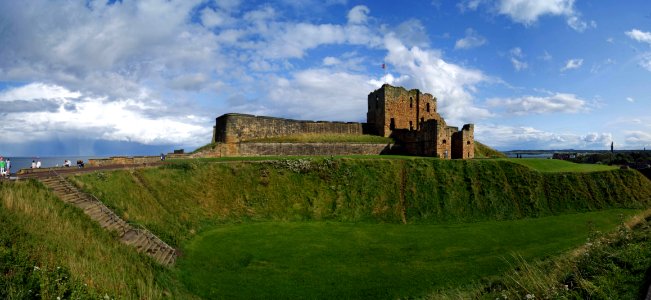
[{"x1": 0, "y1": 0, "x2": 650, "y2": 155}]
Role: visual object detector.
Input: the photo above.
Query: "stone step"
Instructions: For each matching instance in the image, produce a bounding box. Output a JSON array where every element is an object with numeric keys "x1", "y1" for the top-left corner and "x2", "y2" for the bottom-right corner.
[
  {"x1": 41, "y1": 175, "x2": 177, "y2": 266},
  {"x1": 161, "y1": 249, "x2": 176, "y2": 266}
]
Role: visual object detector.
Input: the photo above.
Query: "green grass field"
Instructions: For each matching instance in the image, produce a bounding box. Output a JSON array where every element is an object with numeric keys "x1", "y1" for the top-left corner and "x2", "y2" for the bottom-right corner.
[
  {"x1": 2, "y1": 156, "x2": 649, "y2": 298},
  {"x1": 504, "y1": 158, "x2": 617, "y2": 172},
  {"x1": 179, "y1": 210, "x2": 637, "y2": 299}
]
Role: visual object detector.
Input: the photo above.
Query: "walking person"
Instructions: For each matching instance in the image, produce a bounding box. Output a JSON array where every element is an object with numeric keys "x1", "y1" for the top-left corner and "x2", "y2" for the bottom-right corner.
[
  {"x1": 36, "y1": 160, "x2": 42, "y2": 169},
  {"x1": 31, "y1": 160, "x2": 36, "y2": 169},
  {"x1": 0, "y1": 157, "x2": 5, "y2": 177},
  {"x1": 5, "y1": 158, "x2": 10, "y2": 176}
]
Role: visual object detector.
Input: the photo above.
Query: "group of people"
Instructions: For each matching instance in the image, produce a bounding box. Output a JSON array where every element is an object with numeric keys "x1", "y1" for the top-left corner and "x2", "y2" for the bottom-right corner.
[
  {"x1": 31, "y1": 160, "x2": 42, "y2": 169},
  {"x1": 0, "y1": 157, "x2": 10, "y2": 177}
]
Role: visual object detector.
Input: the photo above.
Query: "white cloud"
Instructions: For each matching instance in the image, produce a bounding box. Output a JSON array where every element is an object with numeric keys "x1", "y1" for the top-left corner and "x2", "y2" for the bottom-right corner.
[
  {"x1": 233, "y1": 69, "x2": 376, "y2": 121},
  {"x1": 625, "y1": 131, "x2": 651, "y2": 148},
  {"x1": 455, "y1": 28, "x2": 487, "y2": 50},
  {"x1": 561, "y1": 58, "x2": 583, "y2": 71},
  {"x1": 0, "y1": 83, "x2": 206, "y2": 145},
  {"x1": 566, "y1": 16, "x2": 596, "y2": 32},
  {"x1": 625, "y1": 29, "x2": 651, "y2": 45},
  {"x1": 641, "y1": 55, "x2": 651, "y2": 72},
  {"x1": 200, "y1": 7, "x2": 236, "y2": 28},
  {"x1": 476, "y1": 124, "x2": 613, "y2": 150},
  {"x1": 168, "y1": 73, "x2": 210, "y2": 91},
  {"x1": 539, "y1": 50, "x2": 552, "y2": 61},
  {"x1": 393, "y1": 19, "x2": 431, "y2": 48},
  {"x1": 626, "y1": 97, "x2": 635, "y2": 103},
  {"x1": 383, "y1": 34, "x2": 491, "y2": 123},
  {"x1": 323, "y1": 56, "x2": 341, "y2": 66},
  {"x1": 262, "y1": 22, "x2": 381, "y2": 59},
  {"x1": 497, "y1": 0, "x2": 574, "y2": 24},
  {"x1": 487, "y1": 92, "x2": 587, "y2": 115},
  {"x1": 509, "y1": 47, "x2": 528, "y2": 71},
  {"x1": 0, "y1": 82, "x2": 81, "y2": 102},
  {"x1": 347, "y1": 5, "x2": 370, "y2": 24},
  {"x1": 461, "y1": 0, "x2": 593, "y2": 32}
]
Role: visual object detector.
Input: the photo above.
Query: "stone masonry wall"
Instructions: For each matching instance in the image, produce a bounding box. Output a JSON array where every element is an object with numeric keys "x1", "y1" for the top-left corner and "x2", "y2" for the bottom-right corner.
[
  {"x1": 214, "y1": 114, "x2": 364, "y2": 143},
  {"x1": 367, "y1": 84, "x2": 440, "y2": 137},
  {"x1": 203, "y1": 143, "x2": 392, "y2": 157},
  {"x1": 452, "y1": 124, "x2": 475, "y2": 159}
]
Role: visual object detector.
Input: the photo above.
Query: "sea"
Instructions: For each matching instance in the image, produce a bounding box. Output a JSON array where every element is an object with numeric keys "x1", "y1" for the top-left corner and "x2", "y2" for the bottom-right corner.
[{"x1": 0, "y1": 156, "x2": 106, "y2": 172}]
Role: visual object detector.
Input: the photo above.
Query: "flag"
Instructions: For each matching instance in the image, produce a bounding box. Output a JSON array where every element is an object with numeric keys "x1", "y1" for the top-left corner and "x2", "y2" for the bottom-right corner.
[{"x1": 381, "y1": 63, "x2": 386, "y2": 69}]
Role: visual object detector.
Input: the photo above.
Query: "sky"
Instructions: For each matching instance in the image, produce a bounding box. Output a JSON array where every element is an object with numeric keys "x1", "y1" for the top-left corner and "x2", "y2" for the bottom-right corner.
[{"x1": 0, "y1": 0, "x2": 650, "y2": 156}]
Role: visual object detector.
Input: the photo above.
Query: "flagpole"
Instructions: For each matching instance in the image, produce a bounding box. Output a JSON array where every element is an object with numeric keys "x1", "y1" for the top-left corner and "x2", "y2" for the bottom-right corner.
[{"x1": 382, "y1": 63, "x2": 387, "y2": 84}]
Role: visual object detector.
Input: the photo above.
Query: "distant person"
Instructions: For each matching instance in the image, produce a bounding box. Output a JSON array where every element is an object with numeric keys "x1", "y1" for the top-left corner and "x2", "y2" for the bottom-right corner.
[
  {"x1": 36, "y1": 160, "x2": 42, "y2": 169},
  {"x1": 77, "y1": 160, "x2": 84, "y2": 168},
  {"x1": 5, "y1": 158, "x2": 10, "y2": 176},
  {"x1": 0, "y1": 158, "x2": 5, "y2": 177},
  {"x1": 31, "y1": 160, "x2": 36, "y2": 169},
  {"x1": 160, "y1": 153, "x2": 166, "y2": 161},
  {"x1": 64, "y1": 160, "x2": 71, "y2": 167}
]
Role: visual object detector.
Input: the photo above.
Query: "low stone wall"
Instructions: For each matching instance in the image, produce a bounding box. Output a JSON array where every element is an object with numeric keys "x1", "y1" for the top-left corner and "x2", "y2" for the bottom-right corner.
[
  {"x1": 214, "y1": 114, "x2": 364, "y2": 143},
  {"x1": 88, "y1": 154, "x2": 189, "y2": 167},
  {"x1": 88, "y1": 156, "x2": 161, "y2": 167},
  {"x1": 201, "y1": 142, "x2": 393, "y2": 157}
]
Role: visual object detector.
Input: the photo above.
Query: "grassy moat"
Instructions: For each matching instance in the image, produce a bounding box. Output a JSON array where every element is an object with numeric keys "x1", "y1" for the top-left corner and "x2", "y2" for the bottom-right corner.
[{"x1": 1, "y1": 157, "x2": 651, "y2": 299}]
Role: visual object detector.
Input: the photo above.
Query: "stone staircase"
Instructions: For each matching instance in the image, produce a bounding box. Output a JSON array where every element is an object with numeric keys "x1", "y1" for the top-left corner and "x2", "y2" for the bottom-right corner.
[{"x1": 40, "y1": 173, "x2": 177, "y2": 266}]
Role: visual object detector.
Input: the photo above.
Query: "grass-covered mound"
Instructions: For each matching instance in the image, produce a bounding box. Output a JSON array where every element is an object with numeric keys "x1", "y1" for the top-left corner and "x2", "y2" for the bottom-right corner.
[
  {"x1": 69, "y1": 158, "x2": 651, "y2": 246},
  {"x1": 475, "y1": 141, "x2": 506, "y2": 158},
  {"x1": 0, "y1": 180, "x2": 194, "y2": 299},
  {"x1": 1, "y1": 157, "x2": 649, "y2": 299}
]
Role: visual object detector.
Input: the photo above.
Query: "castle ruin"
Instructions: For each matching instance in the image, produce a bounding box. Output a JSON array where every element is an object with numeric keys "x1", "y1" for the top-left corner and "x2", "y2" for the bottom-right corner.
[{"x1": 210, "y1": 84, "x2": 474, "y2": 159}]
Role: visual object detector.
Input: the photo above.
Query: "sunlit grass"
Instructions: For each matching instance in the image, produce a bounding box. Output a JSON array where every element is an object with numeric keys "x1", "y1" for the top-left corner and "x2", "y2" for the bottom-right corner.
[
  {"x1": 179, "y1": 210, "x2": 638, "y2": 299},
  {"x1": 502, "y1": 158, "x2": 618, "y2": 172}
]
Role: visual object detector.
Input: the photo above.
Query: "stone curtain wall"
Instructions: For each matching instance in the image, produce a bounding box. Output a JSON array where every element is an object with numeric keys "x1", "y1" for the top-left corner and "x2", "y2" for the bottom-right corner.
[
  {"x1": 204, "y1": 143, "x2": 392, "y2": 157},
  {"x1": 214, "y1": 114, "x2": 364, "y2": 143}
]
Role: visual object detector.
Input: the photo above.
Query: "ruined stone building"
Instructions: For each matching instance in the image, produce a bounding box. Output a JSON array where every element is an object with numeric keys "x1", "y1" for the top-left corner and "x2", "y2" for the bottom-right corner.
[
  {"x1": 366, "y1": 84, "x2": 474, "y2": 159},
  {"x1": 210, "y1": 84, "x2": 474, "y2": 159}
]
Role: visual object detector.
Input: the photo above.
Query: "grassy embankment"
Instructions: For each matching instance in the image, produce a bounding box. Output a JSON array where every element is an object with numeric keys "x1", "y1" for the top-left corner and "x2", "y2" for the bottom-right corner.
[
  {"x1": 60, "y1": 157, "x2": 651, "y2": 298},
  {"x1": 474, "y1": 141, "x2": 507, "y2": 158},
  {"x1": 0, "y1": 180, "x2": 194, "y2": 299}
]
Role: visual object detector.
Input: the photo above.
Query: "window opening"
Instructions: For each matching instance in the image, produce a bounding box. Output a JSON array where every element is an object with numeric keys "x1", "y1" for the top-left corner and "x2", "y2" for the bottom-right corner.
[{"x1": 390, "y1": 118, "x2": 395, "y2": 130}]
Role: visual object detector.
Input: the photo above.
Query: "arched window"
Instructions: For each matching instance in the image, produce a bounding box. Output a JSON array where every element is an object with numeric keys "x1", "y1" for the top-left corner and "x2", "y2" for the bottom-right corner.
[
  {"x1": 410, "y1": 97, "x2": 413, "y2": 108},
  {"x1": 426, "y1": 103, "x2": 430, "y2": 112}
]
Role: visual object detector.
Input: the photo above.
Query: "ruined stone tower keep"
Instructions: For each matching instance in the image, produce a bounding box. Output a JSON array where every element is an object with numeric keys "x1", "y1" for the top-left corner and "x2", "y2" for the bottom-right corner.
[
  {"x1": 210, "y1": 84, "x2": 474, "y2": 159},
  {"x1": 366, "y1": 84, "x2": 474, "y2": 159}
]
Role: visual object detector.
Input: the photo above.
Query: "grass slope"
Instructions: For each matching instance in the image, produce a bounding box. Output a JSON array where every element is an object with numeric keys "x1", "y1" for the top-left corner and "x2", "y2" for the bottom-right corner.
[
  {"x1": 70, "y1": 158, "x2": 651, "y2": 247},
  {"x1": 505, "y1": 158, "x2": 617, "y2": 172},
  {"x1": 474, "y1": 141, "x2": 506, "y2": 158},
  {"x1": 0, "y1": 180, "x2": 193, "y2": 299},
  {"x1": 179, "y1": 210, "x2": 637, "y2": 299}
]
